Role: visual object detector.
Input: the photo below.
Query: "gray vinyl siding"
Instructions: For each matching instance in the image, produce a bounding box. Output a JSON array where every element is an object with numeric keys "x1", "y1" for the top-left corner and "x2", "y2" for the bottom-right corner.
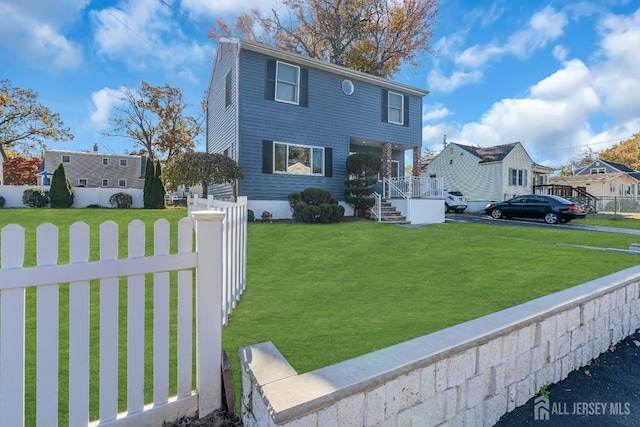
[
  {"x1": 43, "y1": 150, "x2": 145, "y2": 189},
  {"x1": 207, "y1": 42, "x2": 238, "y2": 200},
  {"x1": 236, "y1": 49, "x2": 421, "y2": 201}
]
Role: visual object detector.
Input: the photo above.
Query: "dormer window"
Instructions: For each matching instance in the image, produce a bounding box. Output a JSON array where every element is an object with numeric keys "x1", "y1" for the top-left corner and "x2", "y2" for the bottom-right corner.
[{"x1": 275, "y1": 61, "x2": 300, "y2": 105}]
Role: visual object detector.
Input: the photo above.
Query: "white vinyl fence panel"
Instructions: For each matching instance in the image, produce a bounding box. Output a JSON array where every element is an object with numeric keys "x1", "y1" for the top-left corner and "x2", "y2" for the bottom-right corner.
[{"x1": 0, "y1": 208, "x2": 245, "y2": 427}]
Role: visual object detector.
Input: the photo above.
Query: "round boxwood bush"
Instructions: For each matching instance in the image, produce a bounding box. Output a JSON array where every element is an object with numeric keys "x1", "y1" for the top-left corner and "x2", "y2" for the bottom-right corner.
[
  {"x1": 289, "y1": 187, "x2": 343, "y2": 223},
  {"x1": 109, "y1": 192, "x2": 133, "y2": 209},
  {"x1": 248, "y1": 209, "x2": 255, "y2": 222},
  {"x1": 22, "y1": 188, "x2": 49, "y2": 208}
]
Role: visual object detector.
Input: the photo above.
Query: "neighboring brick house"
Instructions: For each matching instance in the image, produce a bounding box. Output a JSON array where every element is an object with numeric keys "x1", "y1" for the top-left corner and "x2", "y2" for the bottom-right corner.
[
  {"x1": 37, "y1": 148, "x2": 146, "y2": 189},
  {"x1": 206, "y1": 38, "x2": 429, "y2": 218},
  {"x1": 422, "y1": 142, "x2": 554, "y2": 212}
]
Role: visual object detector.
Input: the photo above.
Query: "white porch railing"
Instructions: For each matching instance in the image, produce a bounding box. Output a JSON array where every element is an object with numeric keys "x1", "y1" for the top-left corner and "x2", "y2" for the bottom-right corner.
[
  {"x1": 189, "y1": 195, "x2": 248, "y2": 324},
  {"x1": 0, "y1": 209, "x2": 245, "y2": 427},
  {"x1": 370, "y1": 192, "x2": 382, "y2": 222},
  {"x1": 387, "y1": 177, "x2": 444, "y2": 199}
]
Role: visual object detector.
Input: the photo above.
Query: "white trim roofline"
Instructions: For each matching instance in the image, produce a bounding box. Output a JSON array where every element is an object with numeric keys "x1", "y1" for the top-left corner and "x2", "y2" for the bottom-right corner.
[{"x1": 220, "y1": 37, "x2": 430, "y2": 98}]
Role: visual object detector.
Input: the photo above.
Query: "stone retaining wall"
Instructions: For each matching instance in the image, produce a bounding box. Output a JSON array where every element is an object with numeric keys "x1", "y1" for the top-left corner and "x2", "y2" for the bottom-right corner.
[{"x1": 239, "y1": 265, "x2": 640, "y2": 426}]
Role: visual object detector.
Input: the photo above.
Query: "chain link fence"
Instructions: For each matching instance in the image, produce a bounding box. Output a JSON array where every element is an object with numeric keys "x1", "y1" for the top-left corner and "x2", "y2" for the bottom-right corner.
[{"x1": 594, "y1": 196, "x2": 640, "y2": 215}]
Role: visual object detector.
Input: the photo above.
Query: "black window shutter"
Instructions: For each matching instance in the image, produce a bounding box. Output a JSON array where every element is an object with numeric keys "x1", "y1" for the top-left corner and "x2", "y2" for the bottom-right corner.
[
  {"x1": 403, "y1": 95, "x2": 409, "y2": 127},
  {"x1": 265, "y1": 60, "x2": 276, "y2": 101},
  {"x1": 262, "y1": 140, "x2": 273, "y2": 174},
  {"x1": 381, "y1": 90, "x2": 388, "y2": 122},
  {"x1": 324, "y1": 148, "x2": 333, "y2": 177},
  {"x1": 299, "y1": 68, "x2": 309, "y2": 107}
]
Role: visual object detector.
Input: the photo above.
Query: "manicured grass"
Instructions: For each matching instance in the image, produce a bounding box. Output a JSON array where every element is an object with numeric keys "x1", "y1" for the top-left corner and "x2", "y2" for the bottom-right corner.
[
  {"x1": 3, "y1": 210, "x2": 640, "y2": 420},
  {"x1": 222, "y1": 220, "x2": 640, "y2": 404},
  {"x1": 582, "y1": 215, "x2": 640, "y2": 230}
]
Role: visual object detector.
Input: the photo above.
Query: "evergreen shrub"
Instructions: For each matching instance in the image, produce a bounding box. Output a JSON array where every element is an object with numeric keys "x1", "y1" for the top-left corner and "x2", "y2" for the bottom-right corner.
[
  {"x1": 22, "y1": 188, "x2": 49, "y2": 208},
  {"x1": 49, "y1": 163, "x2": 74, "y2": 208},
  {"x1": 109, "y1": 192, "x2": 133, "y2": 209}
]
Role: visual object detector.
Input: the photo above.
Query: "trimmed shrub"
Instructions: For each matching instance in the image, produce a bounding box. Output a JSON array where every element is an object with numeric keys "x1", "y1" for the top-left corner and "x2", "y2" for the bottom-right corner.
[
  {"x1": 248, "y1": 209, "x2": 255, "y2": 222},
  {"x1": 289, "y1": 187, "x2": 343, "y2": 223},
  {"x1": 109, "y1": 192, "x2": 133, "y2": 209},
  {"x1": 49, "y1": 163, "x2": 74, "y2": 208},
  {"x1": 345, "y1": 153, "x2": 382, "y2": 217},
  {"x1": 0, "y1": 196, "x2": 4, "y2": 208},
  {"x1": 22, "y1": 188, "x2": 49, "y2": 208}
]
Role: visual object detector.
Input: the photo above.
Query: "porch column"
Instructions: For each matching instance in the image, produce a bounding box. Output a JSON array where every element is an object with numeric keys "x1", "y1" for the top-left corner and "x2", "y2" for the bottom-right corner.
[
  {"x1": 382, "y1": 142, "x2": 391, "y2": 198},
  {"x1": 412, "y1": 146, "x2": 421, "y2": 177}
]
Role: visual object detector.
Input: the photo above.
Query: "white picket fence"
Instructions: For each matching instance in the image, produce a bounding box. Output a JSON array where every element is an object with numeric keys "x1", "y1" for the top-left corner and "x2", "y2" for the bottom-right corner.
[
  {"x1": 188, "y1": 195, "x2": 248, "y2": 325},
  {"x1": 0, "y1": 208, "x2": 245, "y2": 426}
]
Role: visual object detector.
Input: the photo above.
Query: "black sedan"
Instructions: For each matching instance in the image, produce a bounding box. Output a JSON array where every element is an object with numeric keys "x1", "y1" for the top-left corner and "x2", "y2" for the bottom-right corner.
[{"x1": 485, "y1": 195, "x2": 586, "y2": 224}]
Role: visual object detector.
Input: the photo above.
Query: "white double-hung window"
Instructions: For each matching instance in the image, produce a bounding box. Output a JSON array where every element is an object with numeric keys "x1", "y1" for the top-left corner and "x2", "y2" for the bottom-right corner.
[
  {"x1": 274, "y1": 142, "x2": 324, "y2": 175},
  {"x1": 275, "y1": 62, "x2": 300, "y2": 104},
  {"x1": 388, "y1": 91, "x2": 404, "y2": 125}
]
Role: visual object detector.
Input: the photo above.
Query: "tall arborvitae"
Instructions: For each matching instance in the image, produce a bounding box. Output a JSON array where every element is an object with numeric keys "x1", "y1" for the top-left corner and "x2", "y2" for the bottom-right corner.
[
  {"x1": 152, "y1": 160, "x2": 166, "y2": 209},
  {"x1": 143, "y1": 157, "x2": 154, "y2": 209},
  {"x1": 49, "y1": 163, "x2": 74, "y2": 208}
]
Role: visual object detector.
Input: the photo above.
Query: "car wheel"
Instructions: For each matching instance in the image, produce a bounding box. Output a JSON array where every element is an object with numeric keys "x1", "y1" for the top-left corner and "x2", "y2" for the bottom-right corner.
[
  {"x1": 456, "y1": 209, "x2": 465, "y2": 213},
  {"x1": 544, "y1": 212, "x2": 559, "y2": 224},
  {"x1": 490, "y1": 208, "x2": 503, "y2": 219},
  {"x1": 445, "y1": 204, "x2": 451, "y2": 213}
]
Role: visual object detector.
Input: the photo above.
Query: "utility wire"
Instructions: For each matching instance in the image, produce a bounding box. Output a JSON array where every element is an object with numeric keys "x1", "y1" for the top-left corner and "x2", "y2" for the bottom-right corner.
[{"x1": 103, "y1": 8, "x2": 201, "y2": 83}]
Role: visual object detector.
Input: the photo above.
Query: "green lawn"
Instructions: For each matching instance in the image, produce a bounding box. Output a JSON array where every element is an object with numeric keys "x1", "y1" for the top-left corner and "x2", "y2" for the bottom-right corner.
[{"x1": 2, "y1": 209, "x2": 640, "y2": 421}]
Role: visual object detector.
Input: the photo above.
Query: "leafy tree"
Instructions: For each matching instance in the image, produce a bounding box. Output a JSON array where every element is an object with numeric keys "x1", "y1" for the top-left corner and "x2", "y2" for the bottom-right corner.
[
  {"x1": 3, "y1": 155, "x2": 41, "y2": 185},
  {"x1": 49, "y1": 163, "x2": 74, "y2": 208},
  {"x1": 101, "y1": 82, "x2": 202, "y2": 160},
  {"x1": 0, "y1": 79, "x2": 74, "y2": 160},
  {"x1": 599, "y1": 132, "x2": 640, "y2": 171},
  {"x1": 557, "y1": 148, "x2": 598, "y2": 176},
  {"x1": 344, "y1": 152, "x2": 382, "y2": 216},
  {"x1": 209, "y1": 0, "x2": 439, "y2": 78},
  {"x1": 163, "y1": 152, "x2": 243, "y2": 199}
]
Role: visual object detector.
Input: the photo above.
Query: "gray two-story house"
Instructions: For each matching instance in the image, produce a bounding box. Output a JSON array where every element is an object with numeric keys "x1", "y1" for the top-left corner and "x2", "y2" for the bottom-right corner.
[{"x1": 206, "y1": 38, "x2": 429, "y2": 219}]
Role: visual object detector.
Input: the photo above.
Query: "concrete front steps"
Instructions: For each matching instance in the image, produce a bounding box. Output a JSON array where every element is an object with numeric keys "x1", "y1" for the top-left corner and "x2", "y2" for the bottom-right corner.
[{"x1": 367, "y1": 199, "x2": 411, "y2": 224}]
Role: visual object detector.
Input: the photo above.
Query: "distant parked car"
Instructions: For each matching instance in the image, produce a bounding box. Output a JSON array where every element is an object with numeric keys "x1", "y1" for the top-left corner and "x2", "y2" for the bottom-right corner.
[
  {"x1": 485, "y1": 195, "x2": 586, "y2": 224},
  {"x1": 444, "y1": 190, "x2": 467, "y2": 213}
]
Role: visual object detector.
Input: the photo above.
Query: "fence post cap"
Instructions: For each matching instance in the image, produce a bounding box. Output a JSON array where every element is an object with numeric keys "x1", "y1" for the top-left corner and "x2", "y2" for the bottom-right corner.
[{"x1": 191, "y1": 210, "x2": 226, "y2": 222}]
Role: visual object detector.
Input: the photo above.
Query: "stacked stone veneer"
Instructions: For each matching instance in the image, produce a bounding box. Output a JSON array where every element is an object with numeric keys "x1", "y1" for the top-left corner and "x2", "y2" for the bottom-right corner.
[{"x1": 239, "y1": 265, "x2": 640, "y2": 427}]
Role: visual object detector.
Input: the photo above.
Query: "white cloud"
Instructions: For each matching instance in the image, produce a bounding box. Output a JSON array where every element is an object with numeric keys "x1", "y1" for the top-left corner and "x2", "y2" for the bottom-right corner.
[
  {"x1": 90, "y1": 87, "x2": 127, "y2": 128},
  {"x1": 455, "y1": 44, "x2": 502, "y2": 69},
  {"x1": 447, "y1": 59, "x2": 602, "y2": 166},
  {"x1": 0, "y1": 0, "x2": 86, "y2": 70},
  {"x1": 181, "y1": 0, "x2": 268, "y2": 16},
  {"x1": 592, "y1": 8, "x2": 640, "y2": 121},
  {"x1": 427, "y1": 69, "x2": 482, "y2": 93},
  {"x1": 423, "y1": 105, "x2": 452, "y2": 122},
  {"x1": 455, "y1": 6, "x2": 568, "y2": 69},
  {"x1": 91, "y1": 0, "x2": 210, "y2": 74}
]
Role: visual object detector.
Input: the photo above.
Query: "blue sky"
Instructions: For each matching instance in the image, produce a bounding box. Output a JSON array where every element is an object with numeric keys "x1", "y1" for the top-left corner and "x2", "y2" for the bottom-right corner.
[{"x1": 1, "y1": 0, "x2": 639, "y2": 168}]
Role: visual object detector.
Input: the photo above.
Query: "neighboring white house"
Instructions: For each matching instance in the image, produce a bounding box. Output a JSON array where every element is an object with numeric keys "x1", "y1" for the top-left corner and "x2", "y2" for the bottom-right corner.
[
  {"x1": 422, "y1": 142, "x2": 554, "y2": 212},
  {"x1": 37, "y1": 148, "x2": 146, "y2": 189}
]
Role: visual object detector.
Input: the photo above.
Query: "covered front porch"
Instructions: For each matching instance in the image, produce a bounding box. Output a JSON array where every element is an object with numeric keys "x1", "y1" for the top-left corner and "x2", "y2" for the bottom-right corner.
[{"x1": 349, "y1": 136, "x2": 444, "y2": 224}]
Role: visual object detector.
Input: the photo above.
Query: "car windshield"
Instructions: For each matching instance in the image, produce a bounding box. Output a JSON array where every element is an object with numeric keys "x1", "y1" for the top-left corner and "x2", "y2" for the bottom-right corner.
[{"x1": 447, "y1": 191, "x2": 464, "y2": 196}]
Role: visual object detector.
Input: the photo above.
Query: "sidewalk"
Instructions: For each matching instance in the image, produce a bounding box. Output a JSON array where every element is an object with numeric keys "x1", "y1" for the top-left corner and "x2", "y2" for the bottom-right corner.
[{"x1": 495, "y1": 329, "x2": 640, "y2": 426}]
